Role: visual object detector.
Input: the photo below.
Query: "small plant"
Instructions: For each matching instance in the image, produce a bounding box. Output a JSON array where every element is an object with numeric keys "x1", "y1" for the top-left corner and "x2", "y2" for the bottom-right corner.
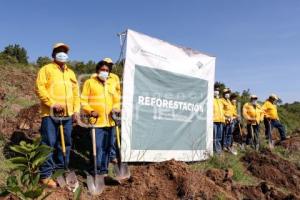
[{"x1": 0, "y1": 138, "x2": 52, "y2": 200}]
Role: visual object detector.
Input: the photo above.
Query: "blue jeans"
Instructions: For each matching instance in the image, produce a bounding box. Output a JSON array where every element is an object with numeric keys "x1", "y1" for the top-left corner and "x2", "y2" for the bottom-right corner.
[
  {"x1": 223, "y1": 122, "x2": 233, "y2": 148},
  {"x1": 213, "y1": 123, "x2": 223, "y2": 153},
  {"x1": 270, "y1": 120, "x2": 286, "y2": 140},
  {"x1": 109, "y1": 127, "x2": 116, "y2": 161},
  {"x1": 39, "y1": 116, "x2": 73, "y2": 179},
  {"x1": 264, "y1": 118, "x2": 270, "y2": 139},
  {"x1": 95, "y1": 127, "x2": 115, "y2": 175}
]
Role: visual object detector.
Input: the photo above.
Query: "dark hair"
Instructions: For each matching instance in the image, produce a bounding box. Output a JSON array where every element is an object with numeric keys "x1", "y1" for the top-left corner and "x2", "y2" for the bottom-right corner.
[
  {"x1": 96, "y1": 61, "x2": 113, "y2": 72},
  {"x1": 230, "y1": 94, "x2": 238, "y2": 100}
]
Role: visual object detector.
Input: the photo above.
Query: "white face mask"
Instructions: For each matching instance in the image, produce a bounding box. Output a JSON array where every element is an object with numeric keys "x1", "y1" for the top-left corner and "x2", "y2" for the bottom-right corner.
[
  {"x1": 98, "y1": 71, "x2": 109, "y2": 81},
  {"x1": 214, "y1": 91, "x2": 219, "y2": 98},
  {"x1": 224, "y1": 93, "x2": 230, "y2": 99},
  {"x1": 251, "y1": 100, "x2": 257, "y2": 105},
  {"x1": 55, "y1": 52, "x2": 69, "y2": 63}
]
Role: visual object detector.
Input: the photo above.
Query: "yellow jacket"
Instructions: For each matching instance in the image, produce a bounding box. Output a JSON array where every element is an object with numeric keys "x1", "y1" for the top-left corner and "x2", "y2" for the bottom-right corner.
[
  {"x1": 262, "y1": 100, "x2": 279, "y2": 120},
  {"x1": 221, "y1": 98, "x2": 234, "y2": 118},
  {"x1": 213, "y1": 98, "x2": 225, "y2": 123},
  {"x1": 230, "y1": 102, "x2": 238, "y2": 118},
  {"x1": 35, "y1": 62, "x2": 80, "y2": 117},
  {"x1": 242, "y1": 102, "x2": 264, "y2": 124},
  {"x1": 81, "y1": 73, "x2": 121, "y2": 127}
]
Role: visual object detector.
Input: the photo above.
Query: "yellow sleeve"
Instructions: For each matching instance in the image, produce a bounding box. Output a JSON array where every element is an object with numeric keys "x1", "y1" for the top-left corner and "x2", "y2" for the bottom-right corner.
[
  {"x1": 242, "y1": 104, "x2": 249, "y2": 120},
  {"x1": 259, "y1": 105, "x2": 265, "y2": 121},
  {"x1": 70, "y1": 71, "x2": 80, "y2": 113},
  {"x1": 261, "y1": 102, "x2": 266, "y2": 111},
  {"x1": 260, "y1": 109, "x2": 265, "y2": 121},
  {"x1": 35, "y1": 66, "x2": 55, "y2": 107},
  {"x1": 80, "y1": 80, "x2": 94, "y2": 114},
  {"x1": 112, "y1": 76, "x2": 121, "y2": 110}
]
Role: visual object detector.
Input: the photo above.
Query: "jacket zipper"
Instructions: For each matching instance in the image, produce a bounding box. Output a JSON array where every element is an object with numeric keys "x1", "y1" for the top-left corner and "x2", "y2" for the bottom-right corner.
[
  {"x1": 62, "y1": 69, "x2": 68, "y2": 115},
  {"x1": 103, "y1": 82, "x2": 108, "y2": 125}
]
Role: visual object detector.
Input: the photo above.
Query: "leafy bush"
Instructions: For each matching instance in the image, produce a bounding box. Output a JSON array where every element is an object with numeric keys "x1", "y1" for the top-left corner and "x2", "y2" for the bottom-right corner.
[
  {"x1": 36, "y1": 57, "x2": 52, "y2": 68},
  {"x1": 2, "y1": 44, "x2": 28, "y2": 65},
  {"x1": 0, "y1": 138, "x2": 52, "y2": 200}
]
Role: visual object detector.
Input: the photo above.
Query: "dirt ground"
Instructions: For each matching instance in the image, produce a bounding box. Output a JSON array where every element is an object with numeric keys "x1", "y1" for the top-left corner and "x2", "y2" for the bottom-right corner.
[
  {"x1": 243, "y1": 148, "x2": 300, "y2": 197},
  {"x1": 43, "y1": 159, "x2": 298, "y2": 200},
  {"x1": 281, "y1": 136, "x2": 300, "y2": 151}
]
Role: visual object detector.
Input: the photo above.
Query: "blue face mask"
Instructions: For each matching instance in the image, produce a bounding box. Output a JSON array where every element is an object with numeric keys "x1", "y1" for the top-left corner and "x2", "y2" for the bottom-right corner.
[
  {"x1": 55, "y1": 52, "x2": 69, "y2": 63},
  {"x1": 98, "y1": 71, "x2": 109, "y2": 81}
]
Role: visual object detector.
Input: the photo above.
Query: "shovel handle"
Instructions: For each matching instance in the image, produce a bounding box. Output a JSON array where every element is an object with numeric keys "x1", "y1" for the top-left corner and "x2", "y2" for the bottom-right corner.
[
  {"x1": 238, "y1": 123, "x2": 243, "y2": 136},
  {"x1": 92, "y1": 128, "x2": 96, "y2": 156},
  {"x1": 59, "y1": 123, "x2": 66, "y2": 156},
  {"x1": 116, "y1": 125, "x2": 121, "y2": 149}
]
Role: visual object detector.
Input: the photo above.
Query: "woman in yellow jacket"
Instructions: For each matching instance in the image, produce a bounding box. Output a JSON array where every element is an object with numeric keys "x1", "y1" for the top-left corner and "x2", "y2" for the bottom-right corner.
[
  {"x1": 213, "y1": 88, "x2": 225, "y2": 154},
  {"x1": 242, "y1": 95, "x2": 264, "y2": 150},
  {"x1": 81, "y1": 58, "x2": 120, "y2": 175},
  {"x1": 221, "y1": 88, "x2": 236, "y2": 153}
]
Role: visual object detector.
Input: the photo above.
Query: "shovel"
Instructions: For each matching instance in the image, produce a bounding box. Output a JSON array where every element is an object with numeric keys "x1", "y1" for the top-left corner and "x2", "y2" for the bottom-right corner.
[
  {"x1": 112, "y1": 112, "x2": 130, "y2": 181},
  {"x1": 86, "y1": 117, "x2": 105, "y2": 195},
  {"x1": 55, "y1": 112, "x2": 79, "y2": 192},
  {"x1": 250, "y1": 124, "x2": 259, "y2": 151},
  {"x1": 238, "y1": 123, "x2": 245, "y2": 150},
  {"x1": 267, "y1": 120, "x2": 274, "y2": 149}
]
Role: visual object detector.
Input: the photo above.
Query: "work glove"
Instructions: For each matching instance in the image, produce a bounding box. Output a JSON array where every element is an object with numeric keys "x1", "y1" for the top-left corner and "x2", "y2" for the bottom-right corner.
[
  {"x1": 52, "y1": 104, "x2": 64, "y2": 113},
  {"x1": 90, "y1": 111, "x2": 99, "y2": 118},
  {"x1": 112, "y1": 109, "x2": 121, "y2": 126},
  {"x1": 72, "y1": 112, "x2": 80, "y2": 124}
]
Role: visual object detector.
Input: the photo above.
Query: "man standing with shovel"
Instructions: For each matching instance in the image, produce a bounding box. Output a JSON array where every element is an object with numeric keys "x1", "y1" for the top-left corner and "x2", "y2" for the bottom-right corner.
[
  {"x1": 81, "y1": 58, "x2": 121, "y2": 178},
  {"x1": 36, "y1": 43, "x2": 80, "y2": 188},
  {"x1": 221, "y1": 88, "x2": 237, "y2": 154},
  {"x1": 242, "y1": 95, "x2": 264, "y2": 150},
  {"x1": 262, "y1": 94, "x2": 287, "y2": 145}
]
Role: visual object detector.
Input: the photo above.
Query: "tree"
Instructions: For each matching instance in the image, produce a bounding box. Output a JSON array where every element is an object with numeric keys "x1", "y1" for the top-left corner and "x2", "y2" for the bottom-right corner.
[
  {"x1": 2, "y1": 44, "x2": 28, "y2": 64},
  {"x1": 36, "y1": 56, "x2": 52, "y2": 67}
]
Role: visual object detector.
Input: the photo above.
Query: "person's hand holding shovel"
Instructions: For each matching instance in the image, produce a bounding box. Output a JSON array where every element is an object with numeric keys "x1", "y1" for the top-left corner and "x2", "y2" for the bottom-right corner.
[
  {"x1": 90, "y1": 111, "x2": 99, "y2": 118},
  {"x1": 53, "y1": 104, "x2": 64, "y2": 113}
]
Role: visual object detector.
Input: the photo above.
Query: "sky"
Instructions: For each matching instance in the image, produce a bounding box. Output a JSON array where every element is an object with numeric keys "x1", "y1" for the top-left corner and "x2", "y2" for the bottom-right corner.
[{"x1": 0, "y1": 0, "x2": 300, "y2": 103}]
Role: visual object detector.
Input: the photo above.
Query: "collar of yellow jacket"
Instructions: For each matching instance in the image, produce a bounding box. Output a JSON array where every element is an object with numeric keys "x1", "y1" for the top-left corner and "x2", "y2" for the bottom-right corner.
[{"x1": 52, "y1": 61, "x2": 69, "y2": 71}]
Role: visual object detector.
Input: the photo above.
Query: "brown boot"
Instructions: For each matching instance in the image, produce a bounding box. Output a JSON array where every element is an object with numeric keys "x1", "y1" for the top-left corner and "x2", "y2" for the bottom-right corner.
[{"x1": 40, "y1": 178, "x2": 57, "y2": 188}]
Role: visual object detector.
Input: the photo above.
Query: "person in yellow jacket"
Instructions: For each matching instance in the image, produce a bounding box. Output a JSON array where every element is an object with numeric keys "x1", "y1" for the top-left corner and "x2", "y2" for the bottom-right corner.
[
  {"x1": 36, "y1": 43, "x2": 80, "y2": 188},
  {"x1": 221, "y1": 88, "x2": 236, "y2": 154},
  {"x1": 242, "y1": 95, "x2": 264, "y2": 150},
  {"x1": 213, "y1": 88, "x2": 225, "y2": 154},
  {"x1": 262, "y1": 94, "x2": 286, "y2": 142},
  {"x1": 81, "y1": 58, "x2": 120, "y2": 175}
]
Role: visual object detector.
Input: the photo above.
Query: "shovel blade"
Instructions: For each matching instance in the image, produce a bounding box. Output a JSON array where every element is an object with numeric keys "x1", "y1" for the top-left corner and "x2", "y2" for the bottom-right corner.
[
  {"x1": 114, "y1": 163, "x2": 130, "y2": 181},
  {"x1": 57, "y1": 175, "x2": 67, "y2": 188},
  {"x1": 269, "y1": 140, "x2": 274, "y2": 149},
  {"x1": 66, "y1": 171, "x2": 79, "y2": 192},
  {"x1": 87, "y1": 174, "x2": 105, "y2": 196}
]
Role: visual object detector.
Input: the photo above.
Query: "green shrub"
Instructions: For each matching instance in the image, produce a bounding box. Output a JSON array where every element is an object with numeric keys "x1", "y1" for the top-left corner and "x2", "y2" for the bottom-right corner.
[{"x1": 0, "y1": 138, "x2": 52, "y2": 200}]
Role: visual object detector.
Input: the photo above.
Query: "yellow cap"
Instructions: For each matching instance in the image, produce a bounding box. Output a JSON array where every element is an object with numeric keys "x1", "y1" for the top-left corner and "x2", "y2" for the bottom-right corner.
[
  {"x1": 223, "y1": 88, "x2": 231, "y2": 93},
  {"x1": 53, "y1": 43, "x2": 69, "y2": 51},
  {"x1": 270, "y1": 94, "x2": 279, "y2": 100},
  {"x1": 102, "y1": 57, "x2": 113, "y2": 64},
  {"x1": 250, "y1": 95, "x2": 258, "y2": 99}
]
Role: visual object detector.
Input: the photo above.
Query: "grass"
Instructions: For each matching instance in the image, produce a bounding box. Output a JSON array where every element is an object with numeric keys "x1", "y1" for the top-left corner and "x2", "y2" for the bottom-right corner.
[
  {"x1": 0, "y1": 137, "x2": 9, "y2": 186},
  {"x1": 191, "y1": 150, "x2": 255, "y2": 185}
]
